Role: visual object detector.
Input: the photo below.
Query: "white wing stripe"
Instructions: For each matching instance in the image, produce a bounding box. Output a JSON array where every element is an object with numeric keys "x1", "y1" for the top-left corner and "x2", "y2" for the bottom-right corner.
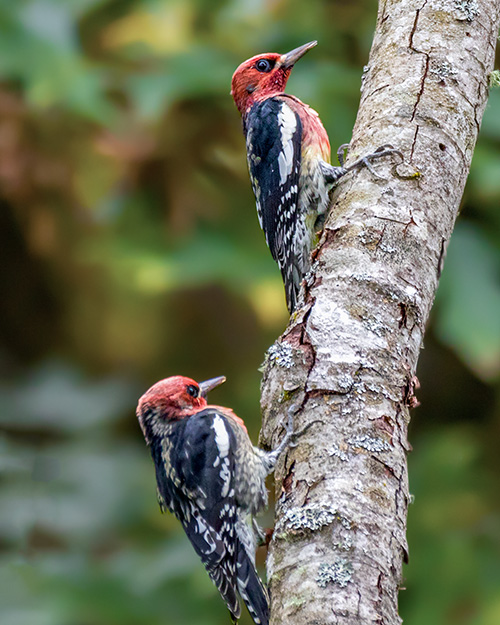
[
  {"x1": 212, "y1": 415, "x2": 230, "y2": 457},
  {"x1": 277, "y1": 103, "x2": 297, "y2": 185}
]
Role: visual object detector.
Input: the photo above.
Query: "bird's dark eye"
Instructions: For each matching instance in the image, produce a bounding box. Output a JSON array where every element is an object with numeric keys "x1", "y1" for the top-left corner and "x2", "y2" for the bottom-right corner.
[
  {"x1": 186, "y1": 385, "x2": 199, "y2": 398},
  {"x1": 255, "y1": 59, "x2": 273, "y2": 73}
]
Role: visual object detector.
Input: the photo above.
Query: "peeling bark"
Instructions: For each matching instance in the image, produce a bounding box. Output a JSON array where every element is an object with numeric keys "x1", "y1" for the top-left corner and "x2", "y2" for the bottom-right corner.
[{"x1": 260, "y1": 2, "x2": 500, "y2": 624}]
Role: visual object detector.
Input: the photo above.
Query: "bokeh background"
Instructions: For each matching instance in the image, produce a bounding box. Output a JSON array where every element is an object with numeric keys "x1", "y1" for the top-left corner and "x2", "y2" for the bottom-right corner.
[{"x1": 1, "y1": 1, "x2": 499, "y2": 624}]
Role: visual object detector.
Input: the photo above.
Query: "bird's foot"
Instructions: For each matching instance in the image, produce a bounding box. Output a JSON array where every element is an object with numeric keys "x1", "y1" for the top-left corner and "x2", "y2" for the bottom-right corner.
[
  {"x1": 336, "y1": 142, "x2": 351, "y2": 168},
  {"x1": 266, "y1": 404, "x2": 320, "y2": 474},
  {"x1": 275, "y1": 404, "x2": 298, "y2": 453},
  {"x1": 281, "y1": 404, "x2": 320, "y2": 449},
  {"x1": 344, "y1": 144, "x2": 404, "y2": 179}
]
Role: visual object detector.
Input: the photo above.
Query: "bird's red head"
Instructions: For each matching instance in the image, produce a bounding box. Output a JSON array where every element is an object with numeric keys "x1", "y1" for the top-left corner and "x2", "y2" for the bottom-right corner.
[
  {"x1": 231, "y1": 41, "x2": 317, "y2": 116},
  {"x1": 137, "y1": 375, "x2": 226, "y2": 441}
]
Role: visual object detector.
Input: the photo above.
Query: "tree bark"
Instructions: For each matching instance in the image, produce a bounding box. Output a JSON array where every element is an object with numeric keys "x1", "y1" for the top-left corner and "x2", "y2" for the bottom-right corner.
[{"x1": 260, "y1": 2, "x2": 500, "y2": 624}]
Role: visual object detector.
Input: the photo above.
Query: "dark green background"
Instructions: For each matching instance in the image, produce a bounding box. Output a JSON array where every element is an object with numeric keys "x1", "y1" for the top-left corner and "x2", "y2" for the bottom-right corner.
[{"x1": 1, "y1": 1, "x2": 499, "y2": 624}]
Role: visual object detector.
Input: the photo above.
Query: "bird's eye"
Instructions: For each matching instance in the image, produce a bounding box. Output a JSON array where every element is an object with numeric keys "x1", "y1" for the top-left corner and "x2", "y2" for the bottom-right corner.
[
  {"x1": 186, "y1": 385, "x2": 199, "y2": 398},
  {"x1": 255, "y1": 59, "x2": 273, "y2": 73}
]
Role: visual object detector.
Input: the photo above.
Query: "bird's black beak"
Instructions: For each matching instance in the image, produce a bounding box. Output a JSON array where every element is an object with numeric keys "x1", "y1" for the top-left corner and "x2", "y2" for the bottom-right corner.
[
  {"x1": 281, "y1": 41, "x2": 317, "y2": 69},
  {"x1": 199, "y1": 376, "x2": 226, "y2": 398}
]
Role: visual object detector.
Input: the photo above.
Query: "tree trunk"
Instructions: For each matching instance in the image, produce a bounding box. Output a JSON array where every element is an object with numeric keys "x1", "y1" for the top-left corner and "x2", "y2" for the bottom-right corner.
[{"x1": 260, "y1": 2, "x2": 500, "y2": 624}]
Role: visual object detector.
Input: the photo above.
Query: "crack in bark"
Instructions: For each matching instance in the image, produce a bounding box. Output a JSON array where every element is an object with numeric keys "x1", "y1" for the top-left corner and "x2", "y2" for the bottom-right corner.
[
  {"x1": 474, "y1": 79, "x2": 484, "y2": 133},
  {"x1": 379, "y1": 0, "x2": 388, "y2": 25},
  {"x1": 282, "y1": 460, "x2": 296, "y2": 495},
  {"x1": 366, "y1": 83, "x2": 391, "y2": 100},
  {"x1": 409, "y1": 1, "x2": 430, "y2": 123},
  {"x1": 375, "y1": 571, "x2": 384, "y2": 611},
  {"x1": 372, "y1": 455, "x2": 397, "y2": 479},
  {"x1": 398, "y1": 302, "x2": 408, "y2": 329},
  {"x1": 411, "y1": 54, "x2": 430, "y2": 122},
  {"x1": 403, "y1": 211, "x2": 418, "y2": 236},
  {"x1": 459, "y1": 86, "x2": 483, "y2": 136},
  {"x1": 437, "y1": 237, "x2": 446, "y2": 277},
  {"x1": 410, "y1": 124, "x2": 419, "y2": 161},
  {"x1": 408, "y1": 0, "x2": 429, "y2": 49},
  {"x1": 409, "y1": 5, "x2": 422, "y2": 50}
]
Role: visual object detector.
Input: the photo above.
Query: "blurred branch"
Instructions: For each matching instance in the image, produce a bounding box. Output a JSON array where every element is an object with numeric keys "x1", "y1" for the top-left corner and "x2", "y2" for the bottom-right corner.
[{"x1": 260, "y1": 2, "x2": 500, "y2": 624}]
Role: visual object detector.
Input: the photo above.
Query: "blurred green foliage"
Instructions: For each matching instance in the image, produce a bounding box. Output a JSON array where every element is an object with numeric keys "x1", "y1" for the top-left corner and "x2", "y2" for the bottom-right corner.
[{"x1": 0, "y1": 1, "x2": 499, "y2": 624}]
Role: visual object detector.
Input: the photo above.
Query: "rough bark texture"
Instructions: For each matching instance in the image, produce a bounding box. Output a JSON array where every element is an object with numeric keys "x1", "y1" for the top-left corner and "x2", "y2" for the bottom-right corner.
[{"x1": 259, "y1": 2, "x2": 500, "y2": 624}]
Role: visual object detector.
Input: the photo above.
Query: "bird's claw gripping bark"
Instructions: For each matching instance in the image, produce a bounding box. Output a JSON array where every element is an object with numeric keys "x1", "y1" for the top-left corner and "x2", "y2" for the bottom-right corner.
[
  {"x1": 352, "y1": 144, "x2": 404, "y2": 178},
  {"x1": 264, "y1": 406, "x2": 297, "y2": 474},
  {"x1": 276, "y1": 404, "x2": 298, "y2": 453},
  {"x1": 264, "y1": 404, "x2": 319, "y2": 474},
  {"x1": 336, "y1": 143, "x2": 351, "y2": 168},
  {"x1": 338, "y1": 143, "x2": 404, "y2": 178},
  {"x1": 280, "y1": 404, "x2": 319, "y2": 450}
]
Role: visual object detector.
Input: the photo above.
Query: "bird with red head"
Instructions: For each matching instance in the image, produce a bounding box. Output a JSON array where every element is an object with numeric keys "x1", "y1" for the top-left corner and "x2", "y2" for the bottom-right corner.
[
  {"x1": 136, "y1": 374, "x2": 295, "y2": 625},
  {"x1": 231, "y1": 41, "x2": 402, "y2": 312},
  {"x1": 231, "y1": 41, "x2": 318, "y2": 116}
]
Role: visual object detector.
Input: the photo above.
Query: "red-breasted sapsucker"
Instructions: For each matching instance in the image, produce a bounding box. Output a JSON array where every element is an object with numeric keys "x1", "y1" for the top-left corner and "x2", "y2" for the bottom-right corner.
[
  {"x1": 231, "y1": 41, "x2": 400, "y2": 312},
  {"x1": 136, "y1": 375, "x2": 294, "y2": 625}
]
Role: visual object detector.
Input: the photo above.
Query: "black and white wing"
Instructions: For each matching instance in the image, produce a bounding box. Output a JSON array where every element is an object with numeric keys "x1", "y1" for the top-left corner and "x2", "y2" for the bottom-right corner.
[
  {"x1": 152, "y1": 410, "x2": 269, "y2": 624},
  {"x1": 245, "y1": 97, "x2": 304, "y2": 312}
]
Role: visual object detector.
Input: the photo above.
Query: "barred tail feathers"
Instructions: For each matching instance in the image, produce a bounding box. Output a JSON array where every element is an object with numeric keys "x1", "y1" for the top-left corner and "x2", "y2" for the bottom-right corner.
[
  {"x1": 236, "y1": 545, "x2": 269, "y2": 625},
  {"x1": 207, "y1": 563, "x2": 241, "y2": 622}
]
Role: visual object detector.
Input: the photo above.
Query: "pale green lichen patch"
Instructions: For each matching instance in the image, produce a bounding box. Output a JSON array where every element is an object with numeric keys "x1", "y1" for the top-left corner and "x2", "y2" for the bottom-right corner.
[
  {"x1": 453, "y1": 0, "x2": 479, "y2": 21},
  {"x1": 429, "y1": 60, "x2": 457, "y2": 81},
  {"x1": 317, "y1": 560, "x2": 353, "y2": 588},
  {"x1": 277, "y1": 503, "x2": 337, "y2": 535},
  {"x1": 338, "y1": 514, "x2": 352, "y2": 531},
  {"x1": 348, "y1": 433, "x2": 391, "y2": 453},
  {"x1": 333, "y1": 532, "x2": 353, "y2": 551},
  {"x1": 329, "y1": 442, "x2": 349, "y2": 461},
  {"x1": 266, "y1": 341, "x2": 294, "y2": 368},
  {"x1": 489, "y1": 70, "x2": 500, "y2": 88}
]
